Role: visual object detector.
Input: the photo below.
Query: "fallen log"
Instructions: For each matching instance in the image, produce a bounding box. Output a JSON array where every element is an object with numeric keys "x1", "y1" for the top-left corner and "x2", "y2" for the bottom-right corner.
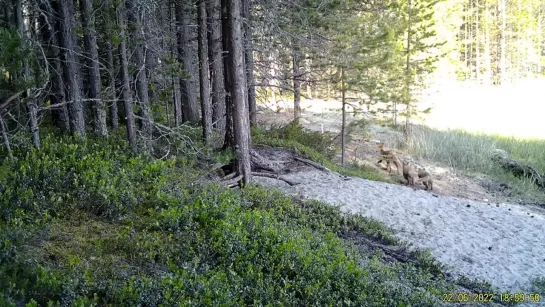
[
  {"x1": 221, "y1": 172, "x2": 238, "y2": 181},
  {"x1": 491, "y1": 149, "x2": 545, "y2": 189},
  {"x1": 250, "y1": 149, "x2": 277, "y2": 172},
  {"x1": 251, "y1": 172, "x2": 300, "y2": 186},
  {"x1": 293, "y1": 157, "x2": 331, "y2": 173},
  {"x1": 222, "y1": 174, "x2": 243, "y2": 188}
]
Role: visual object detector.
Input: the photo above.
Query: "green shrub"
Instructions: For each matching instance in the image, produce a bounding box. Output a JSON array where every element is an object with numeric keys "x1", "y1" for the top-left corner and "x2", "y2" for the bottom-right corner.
[
  {"x1": 255, "y1": 120, "x2": 335, "y2": 158},
  {"x1": 0, "y1": 134, "x2": 193, "y2": 222},
  {"x1": 0, "y1": 132, "x2": 463, "y2": 306}
]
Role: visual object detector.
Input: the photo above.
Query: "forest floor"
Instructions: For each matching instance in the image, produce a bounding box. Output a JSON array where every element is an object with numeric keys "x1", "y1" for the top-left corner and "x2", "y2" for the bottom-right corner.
[{"x1": 255, "y1": 98, "x2": 545, "y2": 297}]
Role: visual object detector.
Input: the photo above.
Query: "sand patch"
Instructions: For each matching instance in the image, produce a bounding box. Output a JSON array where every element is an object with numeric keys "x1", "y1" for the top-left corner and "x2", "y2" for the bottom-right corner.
[{"x1": 254, "y1": 168, "x2": 545, "y2": 294}]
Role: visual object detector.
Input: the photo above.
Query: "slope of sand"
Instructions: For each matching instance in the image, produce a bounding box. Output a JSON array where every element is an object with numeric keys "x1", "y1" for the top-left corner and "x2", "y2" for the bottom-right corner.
[{"x1": 254, "y1": 169, "x2": 545, "y2": 294}]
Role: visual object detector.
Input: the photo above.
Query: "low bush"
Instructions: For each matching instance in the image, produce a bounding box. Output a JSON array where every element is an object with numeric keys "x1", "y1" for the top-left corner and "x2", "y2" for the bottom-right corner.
[{"x1": 0, "y1": 133, "x2": 461, "y2": 306}]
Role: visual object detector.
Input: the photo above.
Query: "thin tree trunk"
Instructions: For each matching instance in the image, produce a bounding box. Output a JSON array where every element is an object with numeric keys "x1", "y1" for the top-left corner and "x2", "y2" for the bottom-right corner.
[
  {"x1": 102, "y1": 0, "x2": 118, "y2": 129},
  {"x1": 80, "y1": 0, "x2": 108, "y2": 137},
  {"x1": 500, "y1": 0, "x2": 507, "y2": 84},
  {"x1": 464, "y1": 4, "x2": 469, "y2": 77},
  {"x1": 127, "y1": 0, "x2": 152, "y2": 136},
  {"x1": 198, "y1": 0, "x2": 212, "y2": 142},
  {"x1": 105, "y1": 42, "x2": 119, "y2": 129},
  {"x1": 42, "y1": 1, "x2": 70, "y2": 132},
  {"x1": 169, "y1": 0, "x2": 182, "y2": 126},
  {"x1": 241, "y1": 0, "x2": 256, "y2": 126},
  {"x1": 207, "y1": 0, "x2": 224, "y2": 131},
  {"x1": 476, "y1": 0, "x2": 480, "y2": 82},
  {"x1": 305, "y1": 54, "x2": 312, "y2": 99},
  {"x1": 117, "y1": 3, "x2": 137, "y2": 151},
  {"x1": 2, "y1": 0, "x2": 9, "y2": 28},
  {"x1": 226, "y1": 0, "x2": 251, "y2": 185},
  {"x1": 292, "y1": 41, "x2": 301, "y2": 120},
  {"x1": 484, "y1": 2, "x2": 492, "y2": 85},
  {"x1": 208, "y1": 0, "x2": 226, "y2": 131},
  {"x1": 393, "y1": 101, "x2": 397, "y2": 126},
  {"x1": 341, "y1": 67, "x2": 346, "y2": 165},
  {"x1": 537, "y1": 2, "x2": 542, "y2": 75},
  {"x1": 14, "y1": 0, "x2": 40, "y2": 147},
  {"x1": 58, "y1": 0, "x2": 86, "y2": 137},
  {"x1": 176, "y1": 0, "x2": 200, "y2": 124},
  {"x1": 222, "y1": 0, "x2": 235, "y2": 149},
  {"x1": 404, "y1": 0, "x2": 412, "y2": 137}
]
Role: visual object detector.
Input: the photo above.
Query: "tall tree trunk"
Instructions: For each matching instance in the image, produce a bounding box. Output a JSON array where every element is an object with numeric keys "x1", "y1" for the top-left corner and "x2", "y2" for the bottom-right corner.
[
  {"x1": 484, "y1": 2, "x2": 492, "y2": 85},
  {"x1": 305, "y1": 53, "x2": 312, "y2": 99},
  {"x1": 105, "y1": 42, "x2": 119, "y2": 129},
  {"x1": 292, "y1": 42, "x2": 301, "y2": 120},
  {"x1": 207, "y1": 0, "x2": 226, "y2": 131},
  {"x1": 126, "y1": 0, "x2": 152, "y2": 136},
  {"x1": 500, "y1": 0, "x2": 507, "y2": 84},
  {"x1": 393, "y1": 101, "x2": 397, "y2": 126},
  {"x1": 537, "y1": 1, "x2": 545, "y2": 77},
  {"x1": 1, "y1": 0, "x2": 10, "y2": 28},
  {"x1": 80, "y1": 0, "x2": 108, "y2": 137},
  {"x1": 222, "y1": 0, "x2": 235, "y2": 149},
  {"x1": 58, "y1": 0, "x2": 86, "y2": 137},
  {"x1": 14, "y1": 0, "x2": 40, "y2": 147},
  {"x1": 464, "y1": 4, "x2": 469, "y2": 78},
  {"x1": 241, "y1": 0, "x2": 256, "y2": 126},
  {"x1": 226, "y1": 0, "x2": 251, "y2": 185},
  {"x1": 404, "y1": 0, "x2": 412, "y2": 137},
  {"x1": 117, "y1": 3, "x2": 137, "y2": 151},
  {"x1": 475, "y1": 0, "x2": 480, "y2": 82},
  {"x1": 41, "y1": 0, "x2": 70, "y2": 132},
  {"x1": 176, "y1": 0, "x2": 200, "y2": 124},
  {"x1": 341, "y1": 67, "x2": 346, "y2": 165},
  {"x1": 198, "y1": 0, "x2": 212, "y2": 142},
  {"x1": 103, "y1": 0, "x2": 118, "y2": 129},
  {"x1": 169, "y1": 0, "x2": 183, "y2": 126}
]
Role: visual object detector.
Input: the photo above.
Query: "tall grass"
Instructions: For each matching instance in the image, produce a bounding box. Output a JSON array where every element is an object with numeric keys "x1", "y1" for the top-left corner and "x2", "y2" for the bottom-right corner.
[
  {"x1": 407, "y1": 125, "x2": 545, "y2": 201},
  {"x1": 408, "y1": 125, "x2": 545, "y2": 173}
]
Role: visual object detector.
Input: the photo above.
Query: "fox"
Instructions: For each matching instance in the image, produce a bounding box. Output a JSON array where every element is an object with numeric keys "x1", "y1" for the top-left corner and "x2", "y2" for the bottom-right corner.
[
  {"x1": 417, "y1": 168, "x2": 433, "y2": 191},
  {"x1": 376, "y1": 144, "x2": 402, "y2": 175},
  {"x1": 402, "y1": 161, "x2": 419, "y2": 185}
]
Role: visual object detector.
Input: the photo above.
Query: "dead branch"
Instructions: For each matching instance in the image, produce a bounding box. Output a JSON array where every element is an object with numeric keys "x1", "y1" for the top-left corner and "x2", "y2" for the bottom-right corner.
[
  {"x1": 221, "y1": 172, "x2": 238, "y2": 181},
  {"x1": 223, "y1": 174, "x2": 243, "y2": 188},
  {"x1": 0, "y1": 114, "x2": 13, "y2": 160},
  {"x1": 133, "y1": 114, "x2": 212, "y2": 162},
  {"x1": 294, "y1": 156, "x2": 331, "y2": 172},
  {"x1": 0, "y1": 91, "x2": 25, "y2": 111}
]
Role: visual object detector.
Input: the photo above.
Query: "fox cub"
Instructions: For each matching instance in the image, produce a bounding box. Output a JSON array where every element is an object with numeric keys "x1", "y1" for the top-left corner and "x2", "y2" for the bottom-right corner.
[
  {"x1": 417, "y1": 168, "x2": 433, "y2": 191},
  {"x1": 402, "y1": 161, "x2": 434, "y2": 191},
  {"x1": 402, "y1": 161, "x2": 419, "y2": 185},
  {"x1": 376, "y1": 144, "x2": 402, "y2": 175}
]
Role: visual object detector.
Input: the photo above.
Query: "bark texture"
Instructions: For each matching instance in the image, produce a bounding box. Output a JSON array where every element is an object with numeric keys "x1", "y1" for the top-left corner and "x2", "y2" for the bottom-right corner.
[
  {"x1": 207, "y1": 0, "x2": 226, "y2": 131},
  {"x1": 58, "y1": 0, "x2": 86, "y2": 137},
  {"x1": 80, "y1": 0, "x2": 108, "y2": 137},
  {"x1": 198, "y1": 0, "x2": 212, "y2": 142},
  {"x1": 176, "y1": 0, "x2": 200, "y2": 124},
  {"x1": 226, "y1": 0, "x2": 252, "y2": 185},
  {"x1": 117, "y1": 4, "x2": 137, "y2": 151}
]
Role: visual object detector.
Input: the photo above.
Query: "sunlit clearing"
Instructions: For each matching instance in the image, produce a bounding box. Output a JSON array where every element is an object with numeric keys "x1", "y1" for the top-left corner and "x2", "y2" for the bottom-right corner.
[{"x1": 421, "y1": 79, "x2": 545, "y2": 140}]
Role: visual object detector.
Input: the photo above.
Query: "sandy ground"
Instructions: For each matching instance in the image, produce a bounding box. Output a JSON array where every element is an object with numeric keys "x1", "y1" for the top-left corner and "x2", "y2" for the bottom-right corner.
[
  {"x1": 255, "y1": 100, "x2": 545, "y2": 298},
  {"x1": 254, "y1": 167, "x2": 545, "y2": 295}
]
